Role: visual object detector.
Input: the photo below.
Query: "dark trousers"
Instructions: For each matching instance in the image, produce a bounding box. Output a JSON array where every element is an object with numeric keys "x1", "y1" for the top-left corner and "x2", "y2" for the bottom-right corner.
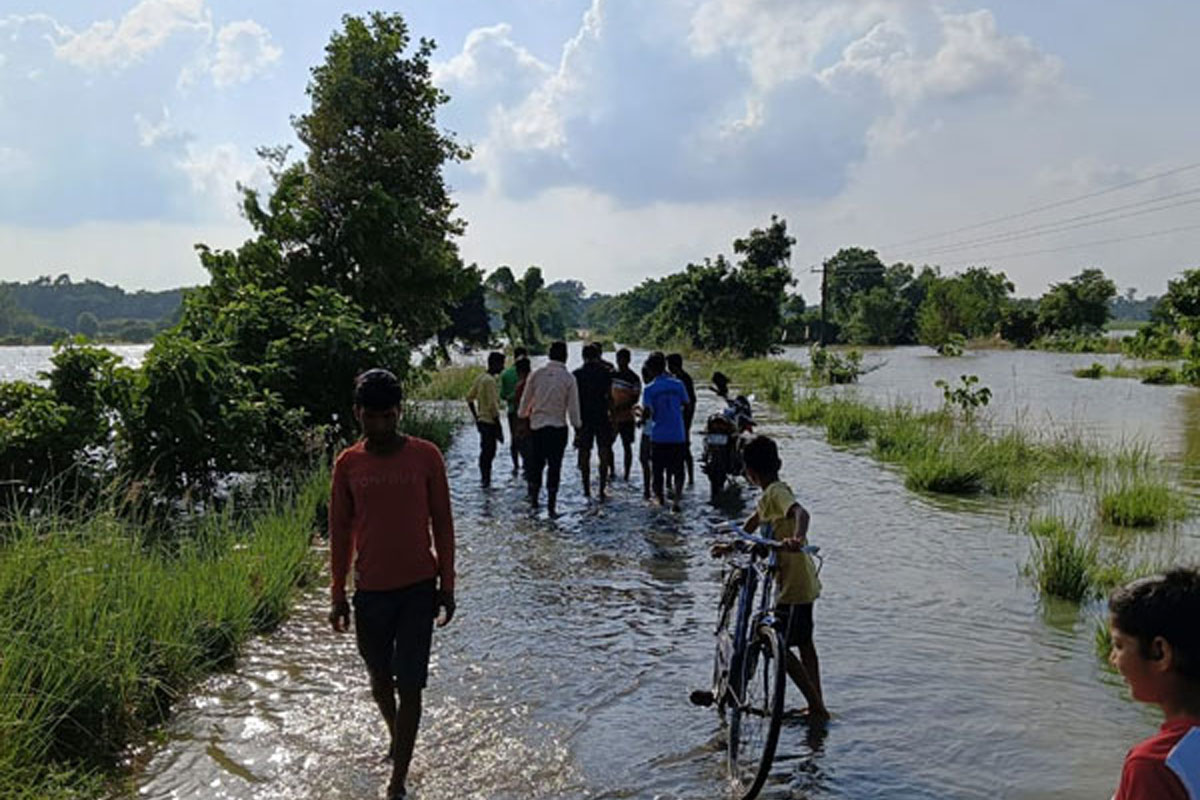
[
  {"x1": 477, "y1": 421, "x2": 501, "y2": 482},
  {"x1": 651, "y1": 441, "x2": 686, "y2": 500},
  {"x1": 507, "y1": 412, "x2": 521, "y2": 466},
  {"x1": 529, "y1": 425, "x2": 569, "y2": 495}
]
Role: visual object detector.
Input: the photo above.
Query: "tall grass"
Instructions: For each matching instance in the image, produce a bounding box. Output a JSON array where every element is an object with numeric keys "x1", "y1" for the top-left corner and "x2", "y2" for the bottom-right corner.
[
  {"x1": 1099, "y1": 476, "x2": 1190, "y2": 528},
  {"x1": 399, "y1": 402, "x2": 461, "y2": 452},
  {"x1": 0, "y1": 468, "x2": 327, "y2": 798},
  {"x1": 1028, "y1": 516, "x2": 1099, "y2": 602},
  {"x1": 409, "y1": 365, "x2": 483, "y2": 401}
]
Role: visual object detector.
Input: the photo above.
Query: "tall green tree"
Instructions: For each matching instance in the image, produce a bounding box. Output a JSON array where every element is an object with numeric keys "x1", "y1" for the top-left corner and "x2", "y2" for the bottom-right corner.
[
  {"x1": 197, "y1": 11, "x2": 474, "y2": 347},
  {"x1": 1037, "y1": 268, "x2": 1116, "y2": 333},
  {"x1": 486, "y1": 266, "x2": 556, "y2": 351},
  {"x1": 823, "y1": 247, "x2": 885, "y2": 327}
]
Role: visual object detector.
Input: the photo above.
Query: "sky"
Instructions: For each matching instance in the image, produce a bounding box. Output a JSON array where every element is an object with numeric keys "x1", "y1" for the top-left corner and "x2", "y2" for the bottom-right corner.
[{"x1": 1, "y1": 0, "x2": 1198, "y2": 303}]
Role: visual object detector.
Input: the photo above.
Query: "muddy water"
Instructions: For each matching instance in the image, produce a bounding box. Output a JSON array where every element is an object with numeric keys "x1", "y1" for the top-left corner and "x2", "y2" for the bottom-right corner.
[{"x1": 119, "y1": 345, "x2": 1199, "y2": 799}]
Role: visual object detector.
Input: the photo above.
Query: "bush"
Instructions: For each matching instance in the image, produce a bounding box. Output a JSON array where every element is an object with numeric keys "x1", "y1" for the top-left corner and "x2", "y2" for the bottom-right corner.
[
  {"x1": 1140, "y1": 366, "x2": 1178, "y2": 385},
  {"x1": 1073, "y1": 362, "x2": 1105, "y2": 379}
]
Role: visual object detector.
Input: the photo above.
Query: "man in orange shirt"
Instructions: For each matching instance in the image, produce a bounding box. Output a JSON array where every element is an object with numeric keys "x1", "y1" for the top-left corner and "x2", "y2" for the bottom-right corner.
[{"x1": 328, "y1": 369, "x2": 456, "y2": 800}]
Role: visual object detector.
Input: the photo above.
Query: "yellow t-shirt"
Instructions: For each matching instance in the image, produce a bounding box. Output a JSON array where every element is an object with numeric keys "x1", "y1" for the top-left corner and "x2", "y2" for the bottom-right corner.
[
  {"x1": 757, "y1": 480, "x2": 821, "y2": 605},
  {"x1": 466, "y1": 372, "x2": 501, "y2": 424}
]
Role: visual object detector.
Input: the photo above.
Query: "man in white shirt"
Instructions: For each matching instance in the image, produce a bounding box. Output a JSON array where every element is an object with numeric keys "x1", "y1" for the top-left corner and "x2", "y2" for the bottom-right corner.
[{"x1": 518, "y1": 340, "x2": 581, "y2": 517}]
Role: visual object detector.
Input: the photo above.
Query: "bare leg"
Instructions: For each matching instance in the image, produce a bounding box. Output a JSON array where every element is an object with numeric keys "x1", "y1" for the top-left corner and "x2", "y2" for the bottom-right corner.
[
  {"x1": 785, "y1": 649, "x2": 829, "y2": 721},
  {"x1": 389, "y1": 688, "x2": 423, "y2": 797}
]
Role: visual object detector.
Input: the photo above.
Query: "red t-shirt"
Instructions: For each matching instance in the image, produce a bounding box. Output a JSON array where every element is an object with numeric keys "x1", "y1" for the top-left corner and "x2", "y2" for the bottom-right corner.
[
  {"x1": 329, "y1": 437, "x2": 455, "y2": 603},
  {"x1": 1114, "y1": 717, "x2": 1200, "y2": 800}
]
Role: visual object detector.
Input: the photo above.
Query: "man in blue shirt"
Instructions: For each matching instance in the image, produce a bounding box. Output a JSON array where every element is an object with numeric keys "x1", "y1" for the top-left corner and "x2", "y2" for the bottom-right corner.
[{"x1": 641, "y1": 351, "x2": 690, "y2": 512}]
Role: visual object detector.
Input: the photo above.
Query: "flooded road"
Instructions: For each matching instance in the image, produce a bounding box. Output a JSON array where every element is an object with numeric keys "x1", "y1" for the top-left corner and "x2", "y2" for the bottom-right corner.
[{"x1": 126, "y1": 350, "x2": 1200, "y2": 799}]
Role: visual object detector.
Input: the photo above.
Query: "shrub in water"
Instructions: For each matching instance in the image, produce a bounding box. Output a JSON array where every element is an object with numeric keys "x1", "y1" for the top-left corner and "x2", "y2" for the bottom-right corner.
[
  {"x1": 1029, "y1": 516, "x2": 1097, "y2": 602},
  {"x1": 1073, "y1": 362, "x2": 1105, "y2": 379},
  {"x1": 824, "y1": 399, "x2": 874, "y2": 445},
  {"x1": 1099, "y1": 478, "x2": 1188, "y2": 528},
  {"x1": 903, "y1": 445, "x2": 985, "y2": 495}
]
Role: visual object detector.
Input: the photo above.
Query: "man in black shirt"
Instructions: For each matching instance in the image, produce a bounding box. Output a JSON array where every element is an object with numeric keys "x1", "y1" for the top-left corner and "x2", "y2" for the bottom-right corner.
[
  {"x1": 667, "y1": 353, "x2": 697, "y2": 485},
  {"x1": 573, "y1": 343, "x2": 614, "y2": 499}
]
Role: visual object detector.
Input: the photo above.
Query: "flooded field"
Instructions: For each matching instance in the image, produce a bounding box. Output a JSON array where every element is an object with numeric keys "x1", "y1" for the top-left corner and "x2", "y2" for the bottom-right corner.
[{"x1": 6, "y1": 344, "x2": 1196, "y2": 798}]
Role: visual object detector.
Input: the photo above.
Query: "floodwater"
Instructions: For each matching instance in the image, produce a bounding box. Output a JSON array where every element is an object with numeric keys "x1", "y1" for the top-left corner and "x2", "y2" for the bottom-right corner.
[{"x1": 4, "y1": 345, "x2": 1198, "y2": 798}]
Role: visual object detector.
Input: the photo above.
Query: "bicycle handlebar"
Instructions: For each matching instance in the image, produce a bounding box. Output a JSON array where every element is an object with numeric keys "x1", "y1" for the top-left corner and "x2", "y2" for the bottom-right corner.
[{"x1": 714, "y1": 524, "x2": 820, "y2": 556}]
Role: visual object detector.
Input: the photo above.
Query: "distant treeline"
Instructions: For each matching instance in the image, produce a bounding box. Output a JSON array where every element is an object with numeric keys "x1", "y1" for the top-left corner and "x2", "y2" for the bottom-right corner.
[{"x1": 0, "y1": 274, "x2": 186, "y2": 344}]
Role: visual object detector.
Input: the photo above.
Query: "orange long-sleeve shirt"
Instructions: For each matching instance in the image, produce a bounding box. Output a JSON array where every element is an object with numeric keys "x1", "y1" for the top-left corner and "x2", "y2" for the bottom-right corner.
[{"x1": 329, "y1": 437, "x2": 456, "y2": 604}]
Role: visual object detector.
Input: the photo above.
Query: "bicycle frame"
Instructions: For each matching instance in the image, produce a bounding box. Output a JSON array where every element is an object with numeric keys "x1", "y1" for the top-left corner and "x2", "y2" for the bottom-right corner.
[{"x1": 717, "y1": 528, "x2": 779, "y2": 708}]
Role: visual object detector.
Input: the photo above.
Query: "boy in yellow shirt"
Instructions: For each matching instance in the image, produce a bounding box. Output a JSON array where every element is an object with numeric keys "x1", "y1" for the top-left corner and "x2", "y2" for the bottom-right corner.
[{"x1": 740, "y1": 435, "x2": 829, "y2": 723}]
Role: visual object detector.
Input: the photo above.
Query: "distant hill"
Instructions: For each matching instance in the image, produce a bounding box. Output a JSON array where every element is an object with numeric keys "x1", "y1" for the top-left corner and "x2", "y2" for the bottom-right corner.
[{"x1": 0, "y1": 274, "x2": 188, "y2": 344}]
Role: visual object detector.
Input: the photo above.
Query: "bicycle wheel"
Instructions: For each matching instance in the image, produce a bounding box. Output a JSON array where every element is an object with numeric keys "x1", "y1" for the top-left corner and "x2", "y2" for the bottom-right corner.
[
  {"x1": 710, "y1": 570, "x2": 741, "y2": 715},
  {"x1": 726, "y1": 624, "x2": 786, "y2": 799}
]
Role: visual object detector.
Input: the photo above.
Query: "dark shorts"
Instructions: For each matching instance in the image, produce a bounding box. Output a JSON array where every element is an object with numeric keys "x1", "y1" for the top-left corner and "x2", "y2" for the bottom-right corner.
[
  {"x1": 615, "y1": 419, "x2": 637, "y2": 446},
  {"x1": 353, "y1": 579, "x2": 437, "y2": 690},
  {"x1": 775, "y1": 603, "x2": 814, "y2": 648},
  {"x1": 651, "y1": 441, "x2": 687, "y2": 473},
  {"x1": 578, "y1": 422, "x2": 615, "y2": 451}
]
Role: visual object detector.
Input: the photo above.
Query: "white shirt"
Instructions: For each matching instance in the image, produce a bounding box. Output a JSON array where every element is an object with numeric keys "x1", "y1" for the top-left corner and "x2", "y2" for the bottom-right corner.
[{"x1": 518, "y1": 360, "x2": 582, "y2": 431}]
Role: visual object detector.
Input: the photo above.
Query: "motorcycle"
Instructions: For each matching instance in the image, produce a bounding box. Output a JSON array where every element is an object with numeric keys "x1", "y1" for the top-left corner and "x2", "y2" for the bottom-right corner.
[{"x1": 700, "y1": 393, "x2": 754, "y2": 502}]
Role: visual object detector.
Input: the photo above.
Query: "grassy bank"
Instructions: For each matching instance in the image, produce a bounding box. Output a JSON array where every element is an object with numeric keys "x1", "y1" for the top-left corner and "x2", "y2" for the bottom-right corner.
[
  {"x1": 410, "y1": 365, "x2": 482, "y2": 401},
  {"x1": 0, "y1": 469, "x2": 328, "y2": 799}
]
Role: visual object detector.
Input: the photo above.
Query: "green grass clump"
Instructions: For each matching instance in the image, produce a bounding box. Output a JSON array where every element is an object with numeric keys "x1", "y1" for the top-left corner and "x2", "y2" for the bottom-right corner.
[
  {"x1": 1073, "y1": 362, "x2": 1106, "y2": 379},
  {"x1": 903, "y1": 444, "x2": 985, "y2": 495},
  {"x1": 409, "y1": 365, "x2": 483, "y2": 401},
  {"x1": 785, "y1": 391, "x2": 828, "y2": 424},
  {"x1": 1094, "y1": 617, "x2": 1115, "y2": 667},
  {"x1": 1028, "y1": 516, "x2": 1098, "y2": 601},
  {"x1": 824, "y1": 399, "x2": 876, "y2": 445},
  {"x1": 1099, "y1": 477, "x2": 1190, "y2": 528},
  {"x1": 399, "y1": 402, "x2": 461, "y2": 451},
  {"x1": 0, "y1": 468, "x2": 327, "y2": 798},
  {"x1": 871, "y1": 408, "x2": 930, "y2": 462}
]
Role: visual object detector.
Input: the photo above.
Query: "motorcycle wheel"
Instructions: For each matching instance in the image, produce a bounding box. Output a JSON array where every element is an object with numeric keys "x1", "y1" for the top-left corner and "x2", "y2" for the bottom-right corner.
[{"x1": 708, "y1": 466, "x2": 726, "y2": 502}]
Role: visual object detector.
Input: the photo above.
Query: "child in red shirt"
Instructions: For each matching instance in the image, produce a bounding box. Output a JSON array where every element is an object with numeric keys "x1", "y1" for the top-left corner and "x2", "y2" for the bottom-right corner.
[{"x1": 1109, "y1": 568, "x2": 1200, "y2": 800}]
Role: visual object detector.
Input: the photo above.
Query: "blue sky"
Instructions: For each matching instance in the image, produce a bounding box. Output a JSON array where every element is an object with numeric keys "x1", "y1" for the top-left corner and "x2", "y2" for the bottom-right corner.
[{"x1": 1, "y1": 0, "x2": 1198, "y2": 302}]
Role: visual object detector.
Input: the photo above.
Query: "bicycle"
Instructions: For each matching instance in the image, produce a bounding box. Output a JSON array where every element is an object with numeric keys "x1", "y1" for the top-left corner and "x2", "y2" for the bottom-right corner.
[{"x1": 690, "y1": 524, "x2": 823, "y2": 799}]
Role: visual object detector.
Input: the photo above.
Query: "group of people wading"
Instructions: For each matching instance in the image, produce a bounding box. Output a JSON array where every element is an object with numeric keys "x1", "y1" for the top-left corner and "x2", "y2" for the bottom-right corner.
[
  {"x1": 467, "y1": 340, "x2": 697, "y2": 516},
  {"x1": 327, "y1": 361, "x2": 1200, "y2": 800}
]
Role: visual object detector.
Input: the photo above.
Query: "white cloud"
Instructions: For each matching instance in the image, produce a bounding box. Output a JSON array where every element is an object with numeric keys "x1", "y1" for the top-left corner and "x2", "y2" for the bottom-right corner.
[
  {"x1": 52, "y1": 0, "x2": 212, "y2": 71},
  {"x1": 436, "y1": 0, "x2": 1066, "y2": 205},
  {"x1": 134, "y1": 106, "x2": 191, "y2": 148},
  {"x1": 210, "y1": 19, "x2": 281, "y2": 88},
  {"x1": 818, "y1": 9, "x2": 1063, "y2": 105},
  {"x1": 176, "y1": 142, "x2": 268, "y2": 219}
]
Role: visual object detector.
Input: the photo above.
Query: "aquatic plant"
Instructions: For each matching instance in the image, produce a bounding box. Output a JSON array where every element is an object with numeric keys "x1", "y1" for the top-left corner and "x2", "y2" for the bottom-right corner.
[
  {"x1": 935, "y1": 374, "x2": 991, "y2": 418},
  {"x1": 824, "y1": 398, "x2": 875, "y2": 445},
  {"x1": 1028, "y1": 516, "x2": 1098, "y2": 602},
  {"x1": 1099, "y1": 477, "x2": 1190, "y2": 528},
  {"x1": 1073, "y1": 362, "x2": 1105, "y2": 379}
]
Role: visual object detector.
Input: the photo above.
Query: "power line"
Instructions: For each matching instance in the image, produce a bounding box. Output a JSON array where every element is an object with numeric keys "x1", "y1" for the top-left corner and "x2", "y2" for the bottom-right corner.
[
  {"x1": 894, "y1": 193, "x2": 1200, "y2": 260},
  {"x1": 927, "y1": 222, "x2": 1200, "y2": 268},
  {"x1": 879, "y1": 159, "x2": 1200, "y2": 250}
]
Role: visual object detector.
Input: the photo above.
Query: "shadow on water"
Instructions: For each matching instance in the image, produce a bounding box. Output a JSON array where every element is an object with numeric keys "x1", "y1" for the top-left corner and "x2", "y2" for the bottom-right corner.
[{"x1": 125, "y1": 346, "x2": 1200, "y2": 799}]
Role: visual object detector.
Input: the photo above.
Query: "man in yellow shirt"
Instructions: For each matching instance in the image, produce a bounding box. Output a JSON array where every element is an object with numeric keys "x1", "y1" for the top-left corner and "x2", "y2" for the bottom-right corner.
[
  {"x1": 740, "y1": 435, "x2": 829, "y2": 723},
  {"x1": 466, "y1": 352, "x2": 505, "y2": 486}
]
